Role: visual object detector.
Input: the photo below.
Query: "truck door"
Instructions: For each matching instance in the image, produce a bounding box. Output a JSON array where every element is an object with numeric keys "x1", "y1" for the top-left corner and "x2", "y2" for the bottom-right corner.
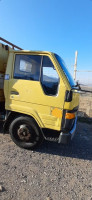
[{"x1": 8, "y1": 53, "x2": 66, "y2": 131}]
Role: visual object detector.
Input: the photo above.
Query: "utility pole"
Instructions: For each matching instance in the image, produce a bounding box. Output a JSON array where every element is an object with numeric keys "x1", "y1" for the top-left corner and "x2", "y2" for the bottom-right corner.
[{"x1": 74, "y1": 51, "x2": 78, "y2": 81}]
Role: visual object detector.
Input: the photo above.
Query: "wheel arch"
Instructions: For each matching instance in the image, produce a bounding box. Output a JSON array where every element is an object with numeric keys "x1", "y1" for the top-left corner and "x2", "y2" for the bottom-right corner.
[{"x1": 3, "y1": 111, "x2": 44, "y2": 134}]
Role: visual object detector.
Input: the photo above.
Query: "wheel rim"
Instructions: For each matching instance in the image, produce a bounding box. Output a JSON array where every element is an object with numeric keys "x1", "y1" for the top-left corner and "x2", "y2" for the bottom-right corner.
[{"x1": 17, "y1": 124, "x2": 31, "y2": 141}]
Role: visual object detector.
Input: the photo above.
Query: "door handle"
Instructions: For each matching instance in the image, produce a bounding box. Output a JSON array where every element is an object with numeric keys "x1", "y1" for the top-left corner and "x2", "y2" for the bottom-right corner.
[{"x1": 10, "y1": 91, "x2": 19, "y2": 95}]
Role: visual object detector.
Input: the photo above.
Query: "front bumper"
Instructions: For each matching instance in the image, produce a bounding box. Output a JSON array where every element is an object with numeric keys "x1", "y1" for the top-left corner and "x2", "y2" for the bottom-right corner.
[{"x1": 58, "y1": 117, "x2": 77, "y2": 144}]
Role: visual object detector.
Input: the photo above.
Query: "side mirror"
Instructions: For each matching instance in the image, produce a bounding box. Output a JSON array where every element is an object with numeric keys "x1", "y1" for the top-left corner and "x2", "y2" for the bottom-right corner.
[{"x1": 65, "y1": 90, "x2": 72, "y2": 102}]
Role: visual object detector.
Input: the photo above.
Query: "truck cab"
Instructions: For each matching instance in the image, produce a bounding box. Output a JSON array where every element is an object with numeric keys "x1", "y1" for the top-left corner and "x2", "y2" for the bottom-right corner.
[{"x1": 0, "y1": 38, "x2": 79, "y2": 149}]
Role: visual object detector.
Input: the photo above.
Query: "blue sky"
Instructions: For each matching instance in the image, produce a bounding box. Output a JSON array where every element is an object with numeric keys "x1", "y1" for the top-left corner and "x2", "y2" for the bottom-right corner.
[{"x1": 0, "y1": 0, "x2": 92, "y2": 84}]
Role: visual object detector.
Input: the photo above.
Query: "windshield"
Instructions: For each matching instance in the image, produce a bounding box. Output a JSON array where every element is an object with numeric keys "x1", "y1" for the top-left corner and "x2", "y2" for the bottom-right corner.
[{"x1": 55, "y1": 54, "x2": 75, "y2": 87}]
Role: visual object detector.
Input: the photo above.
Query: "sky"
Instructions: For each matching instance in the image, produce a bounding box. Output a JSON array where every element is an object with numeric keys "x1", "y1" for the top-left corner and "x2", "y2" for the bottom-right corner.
[{"x1": 0, "y1": 0, "x2": 92, "y2": 84}]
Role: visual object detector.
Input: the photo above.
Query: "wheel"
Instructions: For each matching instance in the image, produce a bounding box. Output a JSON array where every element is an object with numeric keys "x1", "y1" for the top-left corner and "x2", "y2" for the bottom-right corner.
[{"x1": 9, "y1": 116, "x2": 44, "y2": 149}]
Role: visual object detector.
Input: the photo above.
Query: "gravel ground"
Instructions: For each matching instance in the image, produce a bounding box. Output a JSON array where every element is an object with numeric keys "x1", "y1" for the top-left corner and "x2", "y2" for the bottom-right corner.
[{"x1": 0, "y1": 121, "x2": 92, "y2": 200}]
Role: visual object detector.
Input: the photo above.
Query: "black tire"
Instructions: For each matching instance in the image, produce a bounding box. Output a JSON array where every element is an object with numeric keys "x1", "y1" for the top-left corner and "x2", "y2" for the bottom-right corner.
[{"x1": 9, "y1": 116, "x2": 44, "y2": 149}]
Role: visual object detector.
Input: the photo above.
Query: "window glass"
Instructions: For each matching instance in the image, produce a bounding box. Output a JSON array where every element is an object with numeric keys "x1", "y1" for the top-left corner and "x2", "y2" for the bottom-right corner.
[
  {"x1": 41, "y1": 56, "x2": 59, "y2": 96},
  {"x1": 55, "y1": 54, "x2": 75, "y2": 87},
  {"x1": 14, "y1": 55, "x2": 41, "y2": 81},
  {"x1": 20, "y1": 60, "x2": 32, "y2": 72}
]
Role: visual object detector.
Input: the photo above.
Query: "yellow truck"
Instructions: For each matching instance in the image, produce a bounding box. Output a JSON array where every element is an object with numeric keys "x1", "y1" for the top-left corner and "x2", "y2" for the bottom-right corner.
[{"x1": 0, "y1": 37, "x2": 79, "y2": 149}]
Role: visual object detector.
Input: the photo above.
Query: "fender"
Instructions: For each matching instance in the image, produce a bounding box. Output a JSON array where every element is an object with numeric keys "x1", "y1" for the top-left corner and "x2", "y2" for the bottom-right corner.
[{"x1": 3, "y1": 110, "x2": 44, "y2": 133}]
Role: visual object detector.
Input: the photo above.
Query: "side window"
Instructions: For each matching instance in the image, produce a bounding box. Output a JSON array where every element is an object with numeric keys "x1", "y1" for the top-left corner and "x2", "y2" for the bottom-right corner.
[
  {"x1": 41, "y1": 56, "x2": 59, "y2": 96},
  {"x1": 14, "y1": 55, "x2": 41, "y2": 81}
]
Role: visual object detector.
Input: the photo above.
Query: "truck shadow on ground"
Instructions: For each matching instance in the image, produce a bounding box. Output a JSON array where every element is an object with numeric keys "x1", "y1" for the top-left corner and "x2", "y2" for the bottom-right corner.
[
  {"x1": 0, "y1": 122, "x2": 92, "y2": 161},
  {"x1": 36, "y1": 128, "x2": 92, "y2": 161}
]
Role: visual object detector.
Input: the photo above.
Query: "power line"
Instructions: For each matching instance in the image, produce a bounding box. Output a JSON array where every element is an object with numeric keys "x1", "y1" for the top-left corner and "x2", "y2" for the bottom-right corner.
[{"x1": 77, "y1": 70, "x2": 92, "y2": 72}]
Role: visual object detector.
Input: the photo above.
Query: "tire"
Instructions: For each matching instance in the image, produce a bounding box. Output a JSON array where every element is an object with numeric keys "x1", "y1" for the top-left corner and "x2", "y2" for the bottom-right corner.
[{"x1": 9, "y1": 116, "x2": 44, "y2": 150}]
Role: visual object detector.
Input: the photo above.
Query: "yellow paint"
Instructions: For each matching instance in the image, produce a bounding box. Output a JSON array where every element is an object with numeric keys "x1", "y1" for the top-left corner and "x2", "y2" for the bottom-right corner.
[
  {"x1": 0, "y1": 47, "x2": 79, "y2": 131},
  {"x1": 64, "y1": 92, "x2": 80, "y2": 110}
]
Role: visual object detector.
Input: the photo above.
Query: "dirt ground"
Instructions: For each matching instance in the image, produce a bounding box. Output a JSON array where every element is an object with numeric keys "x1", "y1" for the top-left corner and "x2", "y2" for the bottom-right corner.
[{"x1": 0, "y1": 121, "x2": 92, "y2": 200}]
